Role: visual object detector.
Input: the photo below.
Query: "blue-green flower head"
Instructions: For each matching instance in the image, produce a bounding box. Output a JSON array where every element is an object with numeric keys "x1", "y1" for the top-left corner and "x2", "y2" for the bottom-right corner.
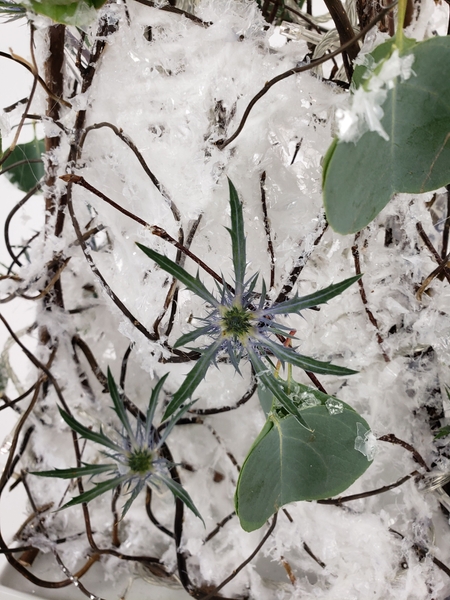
[
  {"x1": 137, "y1": 178, "x2": 361, "y2": 429},
  {"x1": 31, "y1": 370, "x2": 203, "y2": 522},
  {"x1": 219, "y1": 302, "x2": 256, "y2": 342}
]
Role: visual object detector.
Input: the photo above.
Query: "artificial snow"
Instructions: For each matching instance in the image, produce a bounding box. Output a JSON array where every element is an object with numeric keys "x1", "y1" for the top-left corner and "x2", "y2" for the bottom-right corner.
[{"x1": 1, "y1": 0, "x2": 449, "y2": 598}]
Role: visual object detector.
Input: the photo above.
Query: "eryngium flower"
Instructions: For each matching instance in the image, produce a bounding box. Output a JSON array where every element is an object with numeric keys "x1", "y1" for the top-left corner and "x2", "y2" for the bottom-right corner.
[
  {"x1": 31, "y1": 369, "x2": 202, "y2": 520},
  {"x1": 137, "y1": 179, "x2": 360, "y2": 429}
]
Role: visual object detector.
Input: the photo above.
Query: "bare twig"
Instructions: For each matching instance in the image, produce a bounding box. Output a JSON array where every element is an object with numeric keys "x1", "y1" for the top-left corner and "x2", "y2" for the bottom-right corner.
[
  {"x1": 80, "y1": 122, "x2": 181, "y2": 223},
  {"x1": 352, "y1": 233, "x2": 390, "y2": 362},
  {"x1": 200, "y1": 513, "x2": 278, "y2": 600},
  {"x1": 63, "y1": 174, "x2": 223, "y2": 285},
  {"x1": 378, "y1": 434, "x2": 430, "y2": 472},
  {"x1": 317, "y1": 472, "x2": 418, "y2": 504},
  {"x1": 260, "y1": 172, "x2": 275, "y2": 290}
]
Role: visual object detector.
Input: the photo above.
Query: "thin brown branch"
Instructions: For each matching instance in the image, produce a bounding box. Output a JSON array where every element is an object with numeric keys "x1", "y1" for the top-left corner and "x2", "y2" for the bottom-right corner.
[
  {"x1": 303, "y1": 541, "x2": 326, "y2": 569},
  {"x1": 63, "y1": 173, "x2": 223, "y2": 285},
  {"x1": 111, "y1": 486, "x2": 121, "y2": 548},
  {"x1": 378, "y1": 434, "x2": 430, "y2": 471},
  {"x1": 416, "y1": 222, "x2": 450, "y2": 299},
  {"x1": 317, "y1": 471, "x2": 417, "y2": 504},
  {"x1": 133, "y1": 0, "x2": 211, "y2": 26},
  {"x1": 203, "y1": 512, "x2": 235, "y2": 544},
  {"x1": 65, "y1": 181, "x2": 158, "y2": 342},
  {"x1": 0, "y1": 51, "x2": 71, "y2": 112},
  {"x1": 283, "y1": 4, "x2": 329, "y2": 33},
  {"x1": 322, "y1": 0, "x2": 359, "y2": 82},
  {"x1": 188, "y1": 376, "x2": 256, "y2": 415},
  {"x1": 275, "y1": 218, "x2": 328, "y2": 304},
  {"x1": 80, "y1": 122, "x2": 181, "y2": 223},
  {"x1": 200, "y1": 513, "x2": 278, "y2": 600},
  {"x1": 145, "y1": 487, "x2": 175, "y2": 539},
  {"x1": 352, "y1": 233, "x2": 390, "y2": 362},
  {"x1": 260, "y1": 171, "x2": 275, "y2": 289}
]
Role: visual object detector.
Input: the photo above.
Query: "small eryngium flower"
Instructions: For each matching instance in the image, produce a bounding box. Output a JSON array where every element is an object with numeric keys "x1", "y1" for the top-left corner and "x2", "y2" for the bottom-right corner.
[
  {"x1": 137, "y1": 179, "x2": 360, "y2": 429},
  {"x1": 31, "y1": 369, "x2": 202, "y2": 521}
]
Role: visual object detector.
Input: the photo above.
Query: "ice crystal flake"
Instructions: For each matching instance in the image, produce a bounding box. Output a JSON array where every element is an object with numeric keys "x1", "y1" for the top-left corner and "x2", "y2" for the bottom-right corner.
[
  {"x1": 325, "y1": 398, "x2": 344, "y2": 415},
  {"x1": 298, "y1": 391, "x2": 321, "y2": 408},
  {"x1": 354, "y1": 422, "x2": 377, "y2": 461}
]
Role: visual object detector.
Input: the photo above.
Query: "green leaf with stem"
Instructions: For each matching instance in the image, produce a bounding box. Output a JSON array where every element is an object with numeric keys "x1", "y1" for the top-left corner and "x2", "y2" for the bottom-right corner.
[
  {"x1": 261, "y1": 336, "x2": 357, "y2": 376},
  {"x1": 247, "y1": 346, "x2": 309, "y2": 429},
  {"x1": 58, "y1": 407, "x2": 123, "y2": 454},
  {"x1": 173, "y1": 325, "x2": 213, "y2": 349},
  {"x1": 2, "y1": 138, "x2": 44, "y2": 192},
  {"x1": 136, "y1": 243, "x2": 218, "y2": 307},
  {"x1": 30, "y1": 463, "x2": 116, "y2": 479},
  {"x1": 28, "y1": 0, "x2": 107, "y2": 25},
  {"x1": 227, "y1": 178, "x2": 246, "y2": 296},
  {"x1": 235, "y1": 403, "x2": 373, "y2": 531},
  {"x1": 145, "y1": 373, "x2": 169, "y2": 439},
  {"x1": 323, "y1": 36, "x2": 450, "y2": 234},
  {"x1": 163, "y1": 339, "x2": 223, "y2": 420},
  {"x1": 107, "y1": 367, "x2": 135, "y2": 443},
  {"x1": 269, "y1": 275, "x2": 362, "y2": 316},
  {"x1": 156, "y1": 474, "x2": 204, "y2": 524},
  {"x1": 61, "y1": 475, "x2": 130, "y2": 510}
]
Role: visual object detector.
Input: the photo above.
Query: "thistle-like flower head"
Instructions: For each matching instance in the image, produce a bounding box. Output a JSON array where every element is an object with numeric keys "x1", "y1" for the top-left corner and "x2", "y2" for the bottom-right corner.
[
  {"x1": 31, "y1": 369, "x2": 202, "y2": 520},
  {"x1": 137, "y1": 179, "x2": 360, "y2": 428}
]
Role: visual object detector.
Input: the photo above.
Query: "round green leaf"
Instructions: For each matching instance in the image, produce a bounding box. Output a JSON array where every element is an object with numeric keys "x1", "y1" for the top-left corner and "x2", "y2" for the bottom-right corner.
[
  {"x1": 323, "y1": 36, "x2": 450, "y2": 234},
  {"x1": 235, "y1": 404, "x2": 373, "y2": 532},
  {"x1": 2, "y1": 139, "x2": 44, "y2": 193}
]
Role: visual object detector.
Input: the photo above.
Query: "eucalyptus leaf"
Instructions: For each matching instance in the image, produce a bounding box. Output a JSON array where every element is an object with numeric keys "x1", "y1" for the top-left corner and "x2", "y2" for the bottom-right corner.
[
  {"x1": 323, "y1": 36, "x2": 450, "y2": 234},
  {"x1": 235, "y1": 403, "x2": 373, "y2": 531},
  {"x1": 2, "y1": 139, "x2": 44, "y2": 192}
]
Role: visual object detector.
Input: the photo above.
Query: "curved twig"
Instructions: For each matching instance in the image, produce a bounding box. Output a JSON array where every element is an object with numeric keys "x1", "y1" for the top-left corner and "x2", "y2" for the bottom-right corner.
[
  {"x1": 200, "y1": 513, "x2": 278, "y2": 600},
  {"x1": 317, "y1": 472, "x2": 418, "y2": 505},
  {"x1": 80, "y1": 122, "x2": 181, "y2": 223},
  {"x1": 0, "y1": 51, "x2": 71, "y2": 114},
  {"x1": 4, "y1": 182, "x2": 42, "y2": 268},
  {"x1": 378, "y1": 434, "x2": 430, "y2": 472},
  {"x1": 352, "y1": 232, "x2": 390, "y2": 362},
  {"x1": 65, "y1": 180, "x2": 158, "y2": 342},
  {"x1": 188, "y1": 376, "x2": 256, "y2": 415}
]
